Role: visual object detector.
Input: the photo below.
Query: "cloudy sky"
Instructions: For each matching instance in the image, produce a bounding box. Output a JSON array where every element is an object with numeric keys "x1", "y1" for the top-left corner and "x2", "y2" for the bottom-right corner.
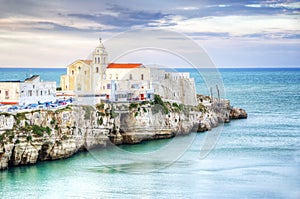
[{"x1": 0, "y1": 0, "x2": 299, "y2": 68}]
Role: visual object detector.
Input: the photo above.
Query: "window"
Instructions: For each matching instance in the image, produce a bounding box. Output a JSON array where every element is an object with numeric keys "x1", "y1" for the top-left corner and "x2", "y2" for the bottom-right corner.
[
  {"x1": 28, "y1": 90, "x2": 32, "y2": 97},
  {"x1": 109, "y1": 74, "x2": 112, "y2": 80},
  {"x1": 129, "y1": 74, "x2": 132, "y2": 80},
  {"x1": 98, "y1": 57, "x2": 100, "y2": 64},
  {"x1": 141, "y1": 74, "x2": 144, "y2": 80},
  {"x1": 96, "y1": 67, "x2": 99, "y2": 73},
  {"x1": 48, "y1": 90, "x2": 50, "y2": 95},
  {"x1": 40, "y1": 90, "x2": 43, "y2": 96},
  {"x1": 116, "y1": 74, "x2": 119, "y2": 80},
  {"x1": 36, "y1": 90, "x2": 39, "y2": 96},
  {"x1": 95, "y1": 57, "x2": 97, "y2": 63},
  {"x1": 5, "y1": 90, "x2": 9, "y2": 99},
  {"x1": 33, "y1": 85, "x2": 35, "y2": 89},
  {"x1": 84, "y1": 71, "x2": 87, "y2": 75},
  {"x1": 104, "y1": 57, "x2": 106, "y2": 63},
  {"x1": 71, "y1": 70, "x2": 74, "y2": 75},
  {"x1": 107, "y1": 84, "x2": 111, "y2": 89}
]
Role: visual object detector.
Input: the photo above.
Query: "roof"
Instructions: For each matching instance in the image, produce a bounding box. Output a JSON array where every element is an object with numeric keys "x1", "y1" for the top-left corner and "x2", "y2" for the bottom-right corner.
[
  {"x1": 81, "y1": 60, "x2": 92, "y2": 65},
  {"x1": 107, "y1": 63, "x2": 143, "y2": 69},
  {"x1": 24, "y1": 75, "x2": 39, "y2": 82}
]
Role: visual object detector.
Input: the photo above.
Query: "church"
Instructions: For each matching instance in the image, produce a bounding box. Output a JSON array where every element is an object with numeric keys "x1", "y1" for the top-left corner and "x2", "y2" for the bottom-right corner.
[{"x1": 60, "y1": 39, "x2": 197, "y2": 106}]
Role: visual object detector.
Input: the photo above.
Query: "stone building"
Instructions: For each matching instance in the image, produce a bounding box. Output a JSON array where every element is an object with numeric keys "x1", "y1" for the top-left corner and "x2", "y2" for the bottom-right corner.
[
  {"x1": 60, "y1": 39, "x2": 197, "y2": 106},
  {"x1": 0, "y1": 75, "x2": 56, "y2": 105}
]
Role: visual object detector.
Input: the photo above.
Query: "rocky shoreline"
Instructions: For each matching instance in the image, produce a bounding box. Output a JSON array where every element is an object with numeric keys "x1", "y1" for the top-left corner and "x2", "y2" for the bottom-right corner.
[{"x1": 0, "y1": 95, "x2": 247, "y2": 170}]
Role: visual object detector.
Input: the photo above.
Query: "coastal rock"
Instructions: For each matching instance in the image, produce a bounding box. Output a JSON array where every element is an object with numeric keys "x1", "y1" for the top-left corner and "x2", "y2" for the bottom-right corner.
[
  {"x1": 0, "y1": 96, "x2": 247, "y2": 170},
  {"x1": 230, "y1": 107, "x2": 248, "y2": 119}
]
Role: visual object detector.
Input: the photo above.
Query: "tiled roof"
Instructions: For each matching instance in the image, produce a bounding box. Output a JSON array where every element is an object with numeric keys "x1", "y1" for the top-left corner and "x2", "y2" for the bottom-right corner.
[{"x1": 107, "y1": 63, "x2": 143, "y2": 69}]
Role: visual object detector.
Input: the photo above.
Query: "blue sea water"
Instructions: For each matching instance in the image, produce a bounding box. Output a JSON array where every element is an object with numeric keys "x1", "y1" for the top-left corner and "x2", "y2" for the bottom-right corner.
[{"x1": 0, "y1": 67, "x2": 299, "y2": 198}]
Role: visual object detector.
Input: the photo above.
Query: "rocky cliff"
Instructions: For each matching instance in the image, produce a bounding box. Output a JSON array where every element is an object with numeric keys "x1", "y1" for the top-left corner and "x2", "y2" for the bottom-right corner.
[{"x1": 0, "y1": 95, "x2": 247, "y2": 170}]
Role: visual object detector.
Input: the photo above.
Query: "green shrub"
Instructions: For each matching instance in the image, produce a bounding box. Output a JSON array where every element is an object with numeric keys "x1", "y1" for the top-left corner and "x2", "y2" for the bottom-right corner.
[
  {"x1": 129, "y1": 103, "x2": 138, "y2": 109},
  {"x1": 27, "y1": 135, "x2": 32, "y2": 142},
  {"x1": 96, "y1": 103, "x2": 105, "y2": 110},
  {"x1": 97, "y1": 117, "x2": 103, "y2": 125},
  {"x1": 45, "y1": 126, "x2": 52, "y2": 135},
  {"x1": 50, "y1": 119, "x2": 56, "y2": 125}
]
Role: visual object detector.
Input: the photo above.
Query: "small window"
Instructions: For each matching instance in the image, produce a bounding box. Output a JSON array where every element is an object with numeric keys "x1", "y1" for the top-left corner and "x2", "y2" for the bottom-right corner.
[
  {"x1": 95, "y1": 57, "x2": 97, "y2": 63},
  {"x1": 96, "y1": 67, "x2": 99, "y2": 73},
  {"x1": 141, "y1": 74, "x2": 144, "y2": 80},
  {"x1": 48, "y1": 90, "x2": 50, "y2": 95},
  {"x1": 107, "y1": 84, "x2": 111, "y2": 89},
  {"x1": 109, "y1": 74, "x2": 112, "y2": 80},
  {"x1": 104, "y1": 57, "x2": 106, "y2": 64},
  {"x1": 129, "y1": 74, "x2": 132, "y2": 80},
  {"x1": 98, "y1": 57, "x2": 100, "y2": 64},
  {"x1": 84, "y1": 71, "x2": 87, "y2": 75},
  {"x1": 72, "y1": 70, "x2": 74, "y2": 75},
  {"x1": 40, "y1": 90, "x2": 43, "y2": 96},
  {"x1": 28, "y1": 90, "x2": 32, "y2": 97},
  {"x1": 78, "y1": 67, "x2": 81, "y2": 70},
  {"x1": 33, "y1": 85, "x2": 35, "y2": 89},
  {"x1": 5, "y1": 90, "x2": 9, "y2": 99},
  {"x1": 36, "y1": 90, "x2": 39, "y2": 96},
  {"x1": 116, "y1": 74, "x2": 119, "y2": 80}
]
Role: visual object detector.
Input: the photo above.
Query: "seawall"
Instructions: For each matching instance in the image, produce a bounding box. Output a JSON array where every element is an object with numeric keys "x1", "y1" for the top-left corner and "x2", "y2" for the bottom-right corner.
[{"x1": 0, "y1": 95, "x2": 247, "y2": 170}]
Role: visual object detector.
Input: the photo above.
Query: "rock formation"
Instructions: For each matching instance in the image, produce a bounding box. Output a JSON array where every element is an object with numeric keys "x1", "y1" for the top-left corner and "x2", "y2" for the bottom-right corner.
[{"x1": 0, "y1": 95, "x2": 247, "y2": 170}]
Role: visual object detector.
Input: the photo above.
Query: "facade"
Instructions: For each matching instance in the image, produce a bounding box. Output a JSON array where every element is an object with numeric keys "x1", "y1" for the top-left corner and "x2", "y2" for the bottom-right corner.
[
  {"x1": 0, "y1": 75, "x2": 56, "y2": 105},
  {"x1": 60, "y1": 39, "x2": 197, "y2": 106},
  {"x1": 0, "y1": 81, "x2": 21, "y2": 105}
]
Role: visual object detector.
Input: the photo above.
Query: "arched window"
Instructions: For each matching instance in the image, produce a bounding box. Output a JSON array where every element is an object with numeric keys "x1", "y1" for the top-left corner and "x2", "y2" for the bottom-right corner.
[{"x1": 71, "y1": 70, "x2": 74, "y2": 75}]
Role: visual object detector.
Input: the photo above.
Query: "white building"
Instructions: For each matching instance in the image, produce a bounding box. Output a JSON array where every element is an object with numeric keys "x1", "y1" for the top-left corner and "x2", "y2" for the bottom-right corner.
[
  {"x1": 60, "y1": 39, "x2": 197, "y2": 106},
  {"x1": 0, "y1": 75, "x2": 56, "y2": 106}
]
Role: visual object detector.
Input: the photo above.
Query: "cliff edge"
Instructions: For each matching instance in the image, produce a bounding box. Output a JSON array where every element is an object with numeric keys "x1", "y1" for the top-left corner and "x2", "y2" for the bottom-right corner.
[{"x1": 0, "y1": 95, "x2": 247, "y2": 170}]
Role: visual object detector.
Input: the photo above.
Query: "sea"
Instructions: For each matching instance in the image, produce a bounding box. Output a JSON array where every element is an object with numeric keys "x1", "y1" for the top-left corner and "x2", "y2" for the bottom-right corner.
[{"x1": 0, "y1": 67, "x2": 299, "y2": 199}]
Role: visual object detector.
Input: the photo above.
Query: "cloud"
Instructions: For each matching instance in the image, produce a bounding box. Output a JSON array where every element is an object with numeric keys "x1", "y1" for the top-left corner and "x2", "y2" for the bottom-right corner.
[
  {"x1": 159, "y1": 14, "x2": 300, "y2": 38},
  {"x1": 0, "y1": 0, "x2": 299, "y2": 68},
  {"x1": 67, "y1": 4, "x2": 171, "y2": 29}
]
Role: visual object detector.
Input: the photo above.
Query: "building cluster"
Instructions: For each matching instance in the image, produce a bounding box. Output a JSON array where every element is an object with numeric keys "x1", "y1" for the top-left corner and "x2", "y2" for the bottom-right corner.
[
  {"x1": 0, "y1": 75, "x2": 56, "y2": 106},
  {"x1": 60, "y1": 39, "x2": 197, "y2": 106},
  {"x1": 0, "y1": 39, "x2": 198, "y2": 109}
]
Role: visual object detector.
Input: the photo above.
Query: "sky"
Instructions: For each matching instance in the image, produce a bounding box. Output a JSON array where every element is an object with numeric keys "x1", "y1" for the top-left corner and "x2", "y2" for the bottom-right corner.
[{"x1": 0, "y1": 0, "x2": 299, "y2": 68}]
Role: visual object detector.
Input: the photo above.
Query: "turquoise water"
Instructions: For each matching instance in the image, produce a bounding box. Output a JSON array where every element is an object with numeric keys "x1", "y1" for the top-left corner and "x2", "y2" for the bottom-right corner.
[{"x1": 0, "y1": 68, "x2": 300, "y2": 198}]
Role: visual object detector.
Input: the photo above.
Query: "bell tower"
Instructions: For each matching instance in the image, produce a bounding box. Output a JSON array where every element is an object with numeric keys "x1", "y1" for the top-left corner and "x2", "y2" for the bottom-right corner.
[
  {"x1": 93, "y1": 38, "x2": 108, "y2": 74},
  {"x1": 92, "y1": 38, "x2": 108, "y2": 93}
]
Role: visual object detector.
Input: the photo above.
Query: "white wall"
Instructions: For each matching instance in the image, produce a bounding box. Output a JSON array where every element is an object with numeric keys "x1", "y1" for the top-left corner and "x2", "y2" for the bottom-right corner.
[{"x1": 19, "y1": 81, "x2": 56, "y2": 105}]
